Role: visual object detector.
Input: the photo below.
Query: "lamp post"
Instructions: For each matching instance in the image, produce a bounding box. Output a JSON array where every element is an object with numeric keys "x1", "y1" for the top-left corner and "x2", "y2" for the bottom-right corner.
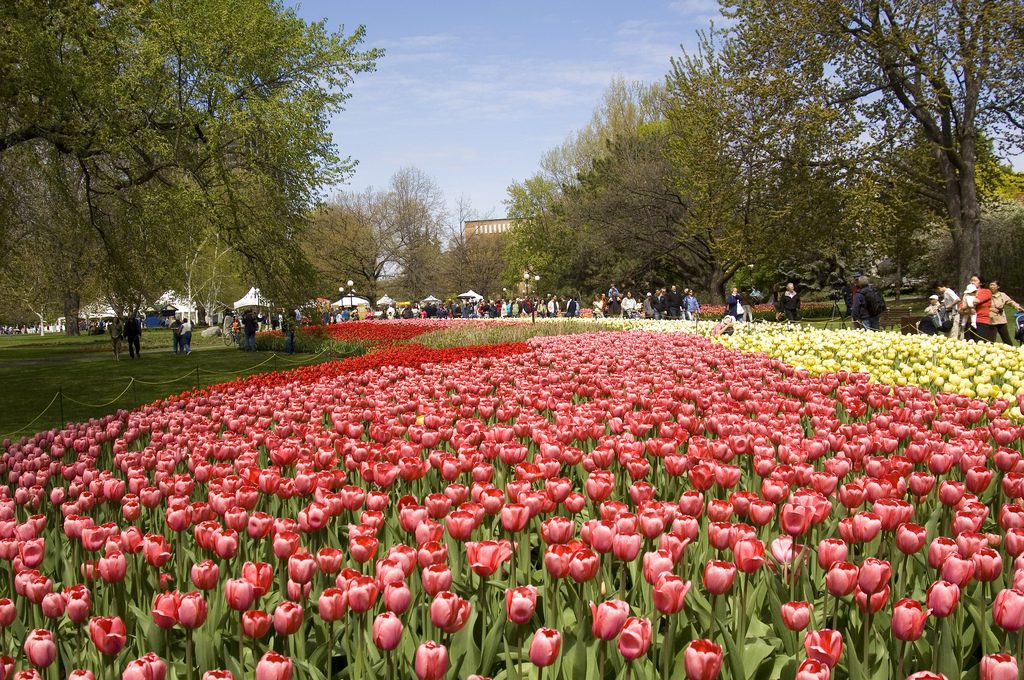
[
  {"x1": 524, "y1": 272, "x2": 540, "y2": 324},
  {"x1": 339, "y1": 280, "x2": 356, "y2": 320}
]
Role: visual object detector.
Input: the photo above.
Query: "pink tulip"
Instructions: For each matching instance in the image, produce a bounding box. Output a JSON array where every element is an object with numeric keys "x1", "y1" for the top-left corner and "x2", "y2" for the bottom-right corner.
[
  {"x1": 992, "y1": 588, "x2": 1024, "y2": 631},
  {"x1": 980, "y1": 653, "x2": 1019, "y2": 680},
  {"x1": 255, "y1": 652, "x2": 292, "y2": 680},
  {"x1": 372, "y1": 612, "x2": 403, "y2": 651},
  {"x1": 684, "y1": 639, "x2": 723, "y2": 680},
  {"x1": 413, "y1": 641, "x2": 448, "y2": 680},
  {"x1": 891, "y1": 599, "x2": 929, "y2": 641},
  {"x1": 505, "y1": 585, "x2": 538, "y2": 625},
  {"x1": 803, "y1": 629, "x2": 843, "y2": 668},
  {"x1": 781, "y1": 601, "x2": 812, "y2": 631},
  {"x1": 529, "y1": 628, "x2": 561, "y2": 667},
  {"x1": 617, "y1": 617, "x2": 652, "y2": 660},
  {"x1": 23, "y1": 629, "x2": 56, "y2": 668},
  {"x1": 590, "y1": 599, "x2": 630, "y2": 640}
]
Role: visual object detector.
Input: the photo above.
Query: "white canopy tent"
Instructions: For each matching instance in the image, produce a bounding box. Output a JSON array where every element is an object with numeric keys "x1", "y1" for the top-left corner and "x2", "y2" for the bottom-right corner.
[
  {"x1": 80, "y1": 301, "x2": 117, "y2": 320},
  {"x1": 457, "y1": 290, "x2": 483, "y2": 302},
  {"x1": 155, "y1": 290, "x2": 200, "y2": 322},
  {"x1": 233, "y1": 287, "x2": 271, "y2": 311},
  {"x1": 375, "y1": 295, "x2": 395, "y2": 306},
  {"x1": 421, "y1": 295, "x2": 441, "y2": 304},
  {"x1": 333, "y1": 295, "x2": 370, "y2": 308}
]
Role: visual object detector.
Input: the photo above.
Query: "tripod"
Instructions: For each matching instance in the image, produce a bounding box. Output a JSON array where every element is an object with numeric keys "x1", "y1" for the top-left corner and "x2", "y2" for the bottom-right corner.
[{"x1": 823, "y1": 298, "x2": 850, "y2": 330}]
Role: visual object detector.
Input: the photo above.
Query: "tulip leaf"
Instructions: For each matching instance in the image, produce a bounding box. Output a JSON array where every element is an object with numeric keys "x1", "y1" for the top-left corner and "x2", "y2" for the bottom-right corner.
[
  {"x1": 739, "y1": 637, "x2": 774, "y2": 678},
  {"x1": 964, "y1": 599, "x2": 998, "y2": 656},
  {"x1": 719, "y1": 620, "x2": 747, "y2": 680},
  {"x1": 293, "y1": 655, "x2": 327, "y2": 680}
]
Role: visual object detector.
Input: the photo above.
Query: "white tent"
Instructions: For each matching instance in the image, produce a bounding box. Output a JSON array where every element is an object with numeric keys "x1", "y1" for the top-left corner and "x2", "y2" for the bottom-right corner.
[
  {"x1": 458, "y1": 290, "x2": 483, "y2": 302},
  {"x1": 333, "y1": 295, "x2": 370, "y2": 308},
  {"x1": 233, "y1": 287, "x2": 270, "y2": 310},
  {"x1": 80, "y1": 301, "x2": 117, "y2": 319},
  {"x1": 421, "y1": 295, "x2": 441, "y2": 303},
  {"x1": 155, "y1": 290, "x2": 200, "y2": 320},
  {"x1": 375, "y1": 295, "x2": 395, "y2": 306}
]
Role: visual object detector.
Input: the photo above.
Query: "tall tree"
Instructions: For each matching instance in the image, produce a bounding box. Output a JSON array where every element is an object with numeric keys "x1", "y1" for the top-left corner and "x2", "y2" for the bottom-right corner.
[
  {"x1": 0, "y1": 0, "x2": 381, "y2": 325},
  {"x1": 724, "y1": 0, "x2": 1024, "y2": 285}
]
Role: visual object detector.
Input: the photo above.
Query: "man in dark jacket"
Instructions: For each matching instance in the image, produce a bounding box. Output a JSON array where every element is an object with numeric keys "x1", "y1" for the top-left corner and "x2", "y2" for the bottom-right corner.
[
  {"x1": 850, "y1": 276, "x2": 883, "y2": 331},
  {"x1": 242, "y1": 310, "x2": 258, "y2": 351},
  {"x1": 665, "y1": 286, "x2": 683, "y2": 319},
  {"x1": 123, "y1": 314, "x2": 142, "y2": 359}
]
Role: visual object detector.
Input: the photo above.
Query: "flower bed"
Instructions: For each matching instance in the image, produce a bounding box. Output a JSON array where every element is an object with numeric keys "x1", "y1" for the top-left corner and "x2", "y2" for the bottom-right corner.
[{"x1": 1, "y1": 331, "x2": 1022, "y2": 680}]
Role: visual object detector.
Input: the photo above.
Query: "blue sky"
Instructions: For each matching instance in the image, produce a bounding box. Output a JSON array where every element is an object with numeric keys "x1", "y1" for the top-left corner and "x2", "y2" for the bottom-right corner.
[{"x1": 291, "y1": 0, "x2": 721, "y2": 221}]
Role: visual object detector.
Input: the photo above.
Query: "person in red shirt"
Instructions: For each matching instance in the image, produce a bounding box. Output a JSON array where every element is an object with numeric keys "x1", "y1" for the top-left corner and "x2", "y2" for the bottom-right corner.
[{"x1": 967, "y1": 275, "x2": 994, "y2": 342}]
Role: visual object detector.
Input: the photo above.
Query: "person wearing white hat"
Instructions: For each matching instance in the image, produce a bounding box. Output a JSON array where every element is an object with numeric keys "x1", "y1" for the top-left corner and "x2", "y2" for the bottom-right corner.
[
  {"x1": 960, "y1": 283, "x2": 979, "y2": 339},
  {"x1": 934, "y1": 283, "x2": 962, "y2": 339}
]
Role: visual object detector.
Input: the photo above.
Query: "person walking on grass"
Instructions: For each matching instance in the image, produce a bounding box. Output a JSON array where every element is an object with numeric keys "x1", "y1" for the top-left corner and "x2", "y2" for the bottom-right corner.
[
  {"x1": 242, "y1": 310, "x2": 258, "y2": 352},
  {"x1": 179, "y1": 318, "x2": 193, "y2": 355},
  {"x1": 109, "y1": 317, "x2": 123, "y2": 361},
  {"x1": 123, "y1": 314, "x2": 141, "y2": 359},
  {"x1": 169, "y1": 317, "x2": 182, "y2": 354}
]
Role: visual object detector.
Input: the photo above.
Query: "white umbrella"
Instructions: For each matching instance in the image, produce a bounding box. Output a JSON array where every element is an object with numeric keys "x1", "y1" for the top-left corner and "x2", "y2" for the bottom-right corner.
[
  {"x1": 332, "y1": 295, "x2": 370, "y2": 308},
  {"x1": 376, "y1": 295, "x2": 395, "y2": 306},
  {"x1": 421, "y1": 295, "x2": 441, "y2": 303},
  {"x1": 458, "y1": 290, "x2": 483, "y2": 301}
]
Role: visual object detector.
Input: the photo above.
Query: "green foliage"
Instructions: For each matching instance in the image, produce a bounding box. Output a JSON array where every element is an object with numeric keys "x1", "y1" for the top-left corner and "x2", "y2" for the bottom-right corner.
[{"x1": 0, "y1": 0, "x2": 382, "y2": 320}]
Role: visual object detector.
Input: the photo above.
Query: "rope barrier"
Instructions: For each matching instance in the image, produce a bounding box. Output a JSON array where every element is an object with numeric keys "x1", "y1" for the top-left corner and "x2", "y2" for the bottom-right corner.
[
  {"x1": 0, "y1": 349, "x2": 336, "y2": 441},
  {"x1": 132, "y1": 370, "x2": 201, "y2": 386},
  {"x1": 0, "y1": 392, "x2": 61, "y2": 441},
  {"x1": 61, "y1": 380, "x2": 136, "y2": 408}
]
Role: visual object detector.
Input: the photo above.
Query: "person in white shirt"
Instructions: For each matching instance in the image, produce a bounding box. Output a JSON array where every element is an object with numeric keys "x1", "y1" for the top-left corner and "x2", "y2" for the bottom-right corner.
[
  {"x1": 179, "y1": 318, "x2": 193, "y2": 355},
  {"x1": 935, "y1": 283, "x2": 962, "y2": 339},
  {"x1": 621, "y1": 292, "x2": 637, "y2": 318}
]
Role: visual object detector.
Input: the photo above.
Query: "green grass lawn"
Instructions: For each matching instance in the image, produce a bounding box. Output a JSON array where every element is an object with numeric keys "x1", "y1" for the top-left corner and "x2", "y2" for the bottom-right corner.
[{"x1": 0, "y1": 329, "x2": 339, "y2": 439}]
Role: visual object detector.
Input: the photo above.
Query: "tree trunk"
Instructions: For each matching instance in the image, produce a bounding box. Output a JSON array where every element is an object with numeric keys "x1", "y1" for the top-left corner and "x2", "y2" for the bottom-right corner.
[
  {"x1": 63, "y1": 291, "x2": 80, "y2": 336},
  {"x1": 707, "y1": 265, "x2": 728, "y2": 305},
  {"x1": 936, "y1": 143, "x2": 981, "y2": 288}
]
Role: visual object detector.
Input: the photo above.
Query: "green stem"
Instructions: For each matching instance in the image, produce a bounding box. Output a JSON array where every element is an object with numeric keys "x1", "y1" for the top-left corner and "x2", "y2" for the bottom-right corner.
[
  {"x1": 186, "y1": 628, "x2": 194, "y2": 680},
  {"x1": 709, "y1": 595, "x2": 718, "y2": 642},
  {"x1": 660, "y1": 616, "x2": 675, "y2": 680},
  {"x1": 862, "y1": 610, "x2": 872, "y2": 671},
  {"x1": 328, "y1": 621, "x2": 336, "y2": 680}
]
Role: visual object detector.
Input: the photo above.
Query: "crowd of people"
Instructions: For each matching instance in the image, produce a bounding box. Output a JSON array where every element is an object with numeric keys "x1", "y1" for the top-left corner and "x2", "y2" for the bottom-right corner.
[{"x1": 923, "y1": 276, "x2": 1023, "y2": 344}]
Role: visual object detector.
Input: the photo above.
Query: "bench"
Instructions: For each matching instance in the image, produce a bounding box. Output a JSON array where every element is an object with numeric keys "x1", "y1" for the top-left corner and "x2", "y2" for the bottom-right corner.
[{"x1": 879, "y1": 306, "x2": 917, "y2": 334}]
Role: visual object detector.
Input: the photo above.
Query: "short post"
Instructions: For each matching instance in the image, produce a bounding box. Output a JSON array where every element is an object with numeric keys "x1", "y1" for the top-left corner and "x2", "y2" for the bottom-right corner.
[
  {"x1": 58, "y1": 387, "x2": 65, "y2": 426},
  {"x1": 195, "y1": 364, "x2": 200, "y2": 389}
]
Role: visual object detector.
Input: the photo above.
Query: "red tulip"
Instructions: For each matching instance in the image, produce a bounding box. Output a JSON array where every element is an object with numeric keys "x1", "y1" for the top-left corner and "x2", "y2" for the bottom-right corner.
[
  {"x1": 652, "y1": 574, "x2": 691, "y2": 615},
  {"x1": 529, "y1": 628, "x2": 561, "y2": 667},
  {"x1": 617, "y1": 617, "x2": 652, "y2": 660},
  {"x1": 224, "y1": 579, "x2": 255, "y2": 612},
  {"x1": 992, "y1": 588, "x2": 1024, "y2": 631},
  {"x1": 926, "y1": 580, "x2": 960, "y2": 618},
  {"x1": 895, "y1": 523, "x2": 927, "y2": 554},
  {"x1": 421, "y1": 564, "x2": 452, "y2": 596},
  {"x1": 383, "y1": 581, "x2": 412, "y2": 615},
  {"x1": 856, "y1": 557, "x2": 891, "y2": 594},
  {"x1": 190, "y1": 560, "x2": 220, "y2": 591},
  {"x1": 88, "y1": 616, "x2": 127, "y2": 655},
  {"x1": 642, "y1": 550, "x2": 674, "y2": 585},
  {"x1": 201, "y1": 672, "x2": 232, "y2": 680},
  {"x1": 568, "y1": 549, "x2": 600, "y2": 583},
  {"x1": 465, "y1": 540, "x2": 512, "y2": 577},
  {"x1": 346, "y1": 575, "x2": 379, "y2": 613},
  {"x1": 255, "y1": 652, "x2": 292, "y2": 680},
  {"x1": 241, "y1": 610, "x2": 271, "y2": 638},
  {"x1": 272, "y1": 601, "x2": 303, "y2": 636},
  {"x1": 590, "y1": 599, "x2": 630, "y2": 640},
  {"x1": 980, "y1": 653, "x2": 1019, "y2": 680},
  {"x1": 151, "y1": 592, "x2": 179, "y2": 629},
  {"x1": 803, "y1": 629, "x2": 843, "y2": 668},
  {"x1": 413, "y1": 641, "x2": 448, "y2": 680},
  {"x1": 0, "y1": 599, "x2": 15, "y2": 627},
  {"x1": 781, "y1": 601, "x2": 812, "y2": 631},
  {"x1": 67, "y1": 671, "x2": 95, "y2": 680},
  {"x1": 317, "y1": 588, "x2": 346, "y2": 622},
  {"x1": 795, "y1": 659, "x2": 830, "y2": 680},
  {"x1": 891, "y1": 599, "x2": 929, "y2": 641},
  {"x1": 702, "y1": 560, "x2": 736, "y2": 595},
  {"x1": 372, "y1": 612, "x2": 404, "y2": 651},
  {"x1": 505, "y1": 585, "x2": 538, "y2": 625},
  {"x1": 684, "y1": 639, "x2": 723, "y2": 680},
  {"x1": 824, "y1": 562, "x2": 858, "y2": 597},
  {"x1": 732, "y1": 538, "x2": 765, "y2": 573},
  {"x1": 176, "y1": 591, "x2": 208, "y2": 629},
  {"x1": 22, "y1": 629, "x2": 56, "y2": 668},
  {"x1": 430, "y1": 591, "x2": 471, "y2": 634},
  {"x1": 236, "y1": 563, "x2": 270, "y2": 599}
]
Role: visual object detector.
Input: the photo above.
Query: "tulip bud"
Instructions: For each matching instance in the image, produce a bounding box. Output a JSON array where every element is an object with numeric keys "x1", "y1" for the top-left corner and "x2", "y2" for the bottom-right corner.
[
  {"x1": 684, "y1": 639, "x2": 723, "y2": 680},
  {"x1": 372, "y1": 612, "x2": 403, "y2": 651},
  {"x1": 255, "y1": 652, "x2": 292, "y2": 680},
  {"x1": 529, "y1": 628, "x2": 561, "y2": 667},
  {"x1": 413, "y1": 641, "x2": 448, "y2": 680}
]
